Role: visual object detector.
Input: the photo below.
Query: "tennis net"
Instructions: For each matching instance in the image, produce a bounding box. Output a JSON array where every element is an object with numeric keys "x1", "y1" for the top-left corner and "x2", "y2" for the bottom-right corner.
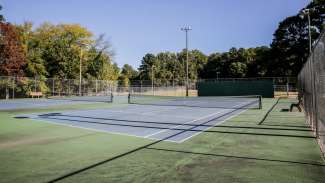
[
  {"x1": 128, "y1": 94, "x2": 262, "y2": 109},
  {"x1": 47, "y1": 93, "x2": 113, "y2": 103}
]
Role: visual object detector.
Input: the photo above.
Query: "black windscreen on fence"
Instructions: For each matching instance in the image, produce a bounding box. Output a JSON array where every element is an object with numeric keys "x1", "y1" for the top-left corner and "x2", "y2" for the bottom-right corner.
[{"x1": 197, "y1": 79, "x2": 274, "y2": 98}]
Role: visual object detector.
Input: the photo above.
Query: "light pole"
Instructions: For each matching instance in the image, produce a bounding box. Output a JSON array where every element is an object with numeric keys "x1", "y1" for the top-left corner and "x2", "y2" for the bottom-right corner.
[
  {"x1": 79, "y1": 49, "x2": 83, "y2": 96},
  {"x1": 216, "y1": 71, "x2": 220, "y2": 81},
  {"x1": 300, "y1": 8, "x2": 312, "y2": 53},
  {"x1": 300, "y1": 8, "x2": 318, "y2": 137},
  {"x1": 76, "y1": 42, "x2": 88, "y2": 96},
  {"x1": 181, "y1": 26, "x2": 191, "y2": 97},
  {"x1": 151, "y1": 65, "x2": 155, "y2": 95}
]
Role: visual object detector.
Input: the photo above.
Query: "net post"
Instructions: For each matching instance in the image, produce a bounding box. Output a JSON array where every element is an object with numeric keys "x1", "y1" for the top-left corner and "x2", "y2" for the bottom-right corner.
[
  {"x1": 128, "y1": 93, "x2": 131, "y2": 104},
  {"x1": 258, "y1": 95, "x2": 262, "y2": 109},
  {"x1": 110, "y1": 92, "x2": 114, "y2": 103}
]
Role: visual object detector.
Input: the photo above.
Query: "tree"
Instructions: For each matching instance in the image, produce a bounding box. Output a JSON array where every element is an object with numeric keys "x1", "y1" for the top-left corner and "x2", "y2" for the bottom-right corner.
[
  {"x1": 121, "y1": 64, "x2": 138, "y2": 79},
  {"x1": 229, "y1": 62, "x2": 247, "y2": 77},
  {"x1": 0, "y1": 5, "x2": 5, "y2": 22},
  {"x1": 201, "y1": 46, "x2": 273, "y2": 78},
  {"x1": 202, "y1": 53, "x2": 222, "y2": 78},
  {"x1": 155, "y1": 52, "x2": 177, "y2": 85},
  {"x1": 0, "y1": 22, "x2": 26, "y2": 76},
  {"x1": 188, "y1": 49, "x2": 208, "y2": 79},
  {"x1": 85, "y1": 34, "x2": 118, "y2": 80},
  {"x1": 0, "y1": 22, "x2": 27, "y2": 99},
  {"x1": 176, "y1": 49, "x2": 207, "y2": 81},
  {"x1": 246, "y1": 46, "x2": 271, "y2": 77},
  {"x1": 269, "y1": 0, "x2": 325, "y2": 76},
  {"x1": 118, "y1": 64, "x2": 137, "y2": 87},
  {"x1": 138, "y1": 53, "x2": 157, "y2": 81},
  {"x1": 15, "y1": 22, "x2": 48, "y2": 78},
  {"x1": 27, "y1": 23, "x2": 94, "y2": 79}
]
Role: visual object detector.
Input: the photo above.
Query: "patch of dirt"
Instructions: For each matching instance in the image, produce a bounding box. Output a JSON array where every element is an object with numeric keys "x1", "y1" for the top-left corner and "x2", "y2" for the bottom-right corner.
[
  {"x1": 175, "y1": 156, "x2": 255, "y2": 182},
  {"x1": 0, "y1": 133, "x2": 97, "y2": 149}
]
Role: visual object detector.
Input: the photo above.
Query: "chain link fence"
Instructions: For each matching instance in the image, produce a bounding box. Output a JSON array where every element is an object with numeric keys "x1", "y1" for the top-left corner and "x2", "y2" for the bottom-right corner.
[
  {"x1": 0, "y1": 76, "x2": 115, "y2": 99},
  {"x1": 0, "y1": 76, "x2": 298, "y2": 99},
  {"x1": 298, "y1": 31, "x2": 325, "y2": 153}
]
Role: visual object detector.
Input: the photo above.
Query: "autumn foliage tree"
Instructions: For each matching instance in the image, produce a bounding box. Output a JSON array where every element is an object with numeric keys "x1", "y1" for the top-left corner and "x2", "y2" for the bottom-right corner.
[
  {"x1": 0, "y1": 5, "x2": 4, "y2": 22},
  {"x1": 0, "y1": 22, "x2": 26, "y2": 76}
]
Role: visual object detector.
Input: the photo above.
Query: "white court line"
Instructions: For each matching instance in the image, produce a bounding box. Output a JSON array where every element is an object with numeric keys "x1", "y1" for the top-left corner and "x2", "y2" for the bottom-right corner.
[
  {"x1": 178, "y1": 100, "x2": 257, "y2": 143},
  {"x1": 146, "y1": 100, "x2": 255, "y2": 141},
  {"x1": 22, "y1": 115, "x2": 186, "y2": 143},
  {"x1": 144, "y1": 109, "x2": 225, "y2": 138},
  {"x1": 27, "y1": 116, "x2": 157, "y2": 140},
  {"x1": 115, "y1": 105, "x2": 184, "y2": 116},
  {"x1": 20, "y1": 99, "x2": 257, "y2": 143},
  {"x1": 177, "y1": 108, "x2": 248, "y2": 143},
  {"x1": 140, "y1": 106, "x2": 181, "y2": 115},
  {"x1": 105, "y1": 109, "x2": 193, "y2": 120},
  {"x1": 64, "y1": 108, "x2": 191, "y2": 120}
]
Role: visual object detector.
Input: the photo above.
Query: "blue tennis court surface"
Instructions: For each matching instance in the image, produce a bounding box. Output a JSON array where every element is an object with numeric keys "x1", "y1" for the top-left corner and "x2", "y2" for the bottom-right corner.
[{"x1": 17, "y1": 102, "x2": 250, "y2": 143}]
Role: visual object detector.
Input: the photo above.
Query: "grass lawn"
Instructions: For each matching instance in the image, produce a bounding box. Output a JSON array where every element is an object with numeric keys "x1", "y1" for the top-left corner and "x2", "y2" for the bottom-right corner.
[{"x1": 0, "y1": 98, "x2": 324, "y2": 183}]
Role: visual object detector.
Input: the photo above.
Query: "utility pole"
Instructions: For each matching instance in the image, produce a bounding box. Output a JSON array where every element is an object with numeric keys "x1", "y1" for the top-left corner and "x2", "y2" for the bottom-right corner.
[
  {"x1": 300, "y1": 9, "x2": 312, "y2": 53},
  {"x1": 181, "y1": 26, "x2": 192, "y2": 97},
  {"x1": 79, "y1": 49, "x2": 83, "y2": 96},
  {"x1": 151, "y1": 65, "x2": 154, "y2": 95},
  {"x1": 307, "y1": 10, "x2": 312, "y2": 54},
  {"x1": 216, "y1": 71, "x2": 220, "y2": 81},
  {"x1": 76, "y1": 42, "x2": 88, "y2": 96}
]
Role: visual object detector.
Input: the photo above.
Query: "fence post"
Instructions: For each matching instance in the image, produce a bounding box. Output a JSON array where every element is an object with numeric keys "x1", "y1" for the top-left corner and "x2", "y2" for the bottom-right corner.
[
  {"x1": 95, "y1": 80, "x2": 98, "y2": 94},
  {"x1": 68, "y1": 79, "x2": 71, "y2": 96},
  {"x1": 311, "y1": 53, "x2": 319, "y2": 138},
  {"x1": 5, "y1": 87, "x2": 8, "y2": 99},
  {"x1": 52, "y1": 79, "x2": 55, "y2": 96},
  {"x1": 34, "y1": 77, "x2": 37, "y2": 93},
  {"x1": 286, "y1": 77, "x2": 289, "y2": 97},
  {"x1": 140, "y1": 80, "x2": 142, "y2": 94},
  {"x1": 12, "y1": 76, "x2": 15, "y2": 99}
]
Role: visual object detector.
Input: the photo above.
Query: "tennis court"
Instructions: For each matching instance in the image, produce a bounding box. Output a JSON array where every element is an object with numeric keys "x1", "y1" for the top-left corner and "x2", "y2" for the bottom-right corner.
[
  {"x1": 2, "y1": 96, "x2": 325, "y2": 183},
  {"x1": 0, "y1": 95, "x2": 113, "y2": 110},
  {"x1": 16, "y1": 95, "x2": 261, "y2": 143}
]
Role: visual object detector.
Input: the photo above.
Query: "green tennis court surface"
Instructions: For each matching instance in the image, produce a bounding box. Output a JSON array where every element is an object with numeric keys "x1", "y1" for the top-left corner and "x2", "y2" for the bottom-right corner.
[{"x1": 0, "y1": 98, "x2": 324, "y2": 182}]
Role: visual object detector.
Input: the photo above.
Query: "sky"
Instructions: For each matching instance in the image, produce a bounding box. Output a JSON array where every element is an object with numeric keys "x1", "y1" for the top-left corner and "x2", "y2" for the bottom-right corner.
[{"x1": 2, "y1": 0, "x2": 311, "y2": 69}]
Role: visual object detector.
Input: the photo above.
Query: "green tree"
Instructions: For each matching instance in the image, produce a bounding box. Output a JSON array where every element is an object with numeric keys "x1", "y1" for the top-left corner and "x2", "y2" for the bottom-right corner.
[
  {"x1": 155, "y1": 52, "x2": 176, "y2": 85},
  {"x1": 202, "y1": 47, "x2": 271, "y2": 78},
  {"x1": 247, "y1": 46, "x2": 271, "y2": 77},
  {"x1": 118, "y1": 64, "x2": 138, "y2": 87},
  {"x1": 85, "y1": 34, "x2": 118, "y2": 80},
  {"x1": 269, "y1": 0, "x2": 325, "y2": 76},
  {"x1": 30, "y1": 23, "x2": 93, "y2": 79},
  {"x1": 229, "y1": 62, "x2": 247, "y2": 77},
  {"x1": 121, "y1": 64, "x2": 138, "y2": 79},
  {"x1": 0, "y1": 5, "x2": 5, "y2": 22},
  {"x1": 202, "y1": 53, "x2": 222, "y2": 78},
  {"x1": 138, "y1": 50, "x2": 205, "y2": 85},
  {"x1": 188, "y1": 49, "x2": 208, "y2": 79},
  {"x1": 15, "y1": 22, "x2": 48, "y2": 78},
  {"x1": 138, "y1": 53, "x2": 157, "y2": 81}
]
